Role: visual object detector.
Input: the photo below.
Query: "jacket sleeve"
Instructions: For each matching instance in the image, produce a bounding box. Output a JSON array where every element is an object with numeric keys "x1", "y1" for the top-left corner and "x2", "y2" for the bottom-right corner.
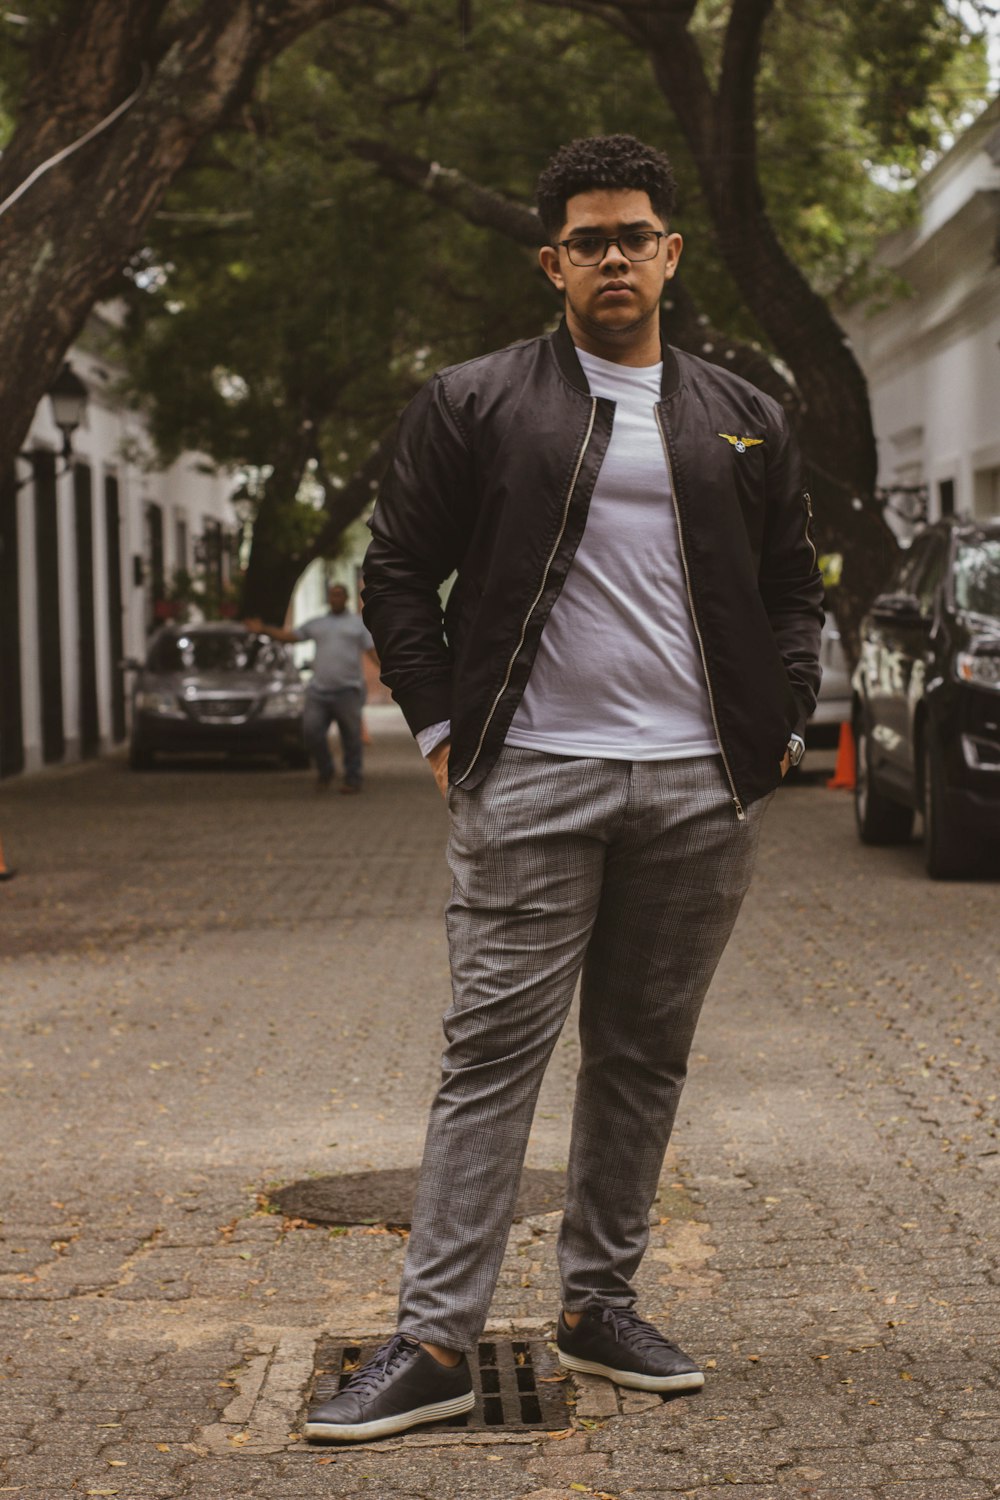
[
  {"x1": 758, "y1": 410, "x2": 825, "y2": 739},
  {"x1": 361, "y1": 374, "x2": 475, "y2": 736}
]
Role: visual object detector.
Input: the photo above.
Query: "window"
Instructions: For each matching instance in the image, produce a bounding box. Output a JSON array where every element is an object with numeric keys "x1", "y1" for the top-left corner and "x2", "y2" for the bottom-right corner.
[
  {"x1": 176, "y1": 515, "x2": 189, "y2": 572},
  {"x1": 973, "y1": 466, "x2": 1000, "y2": 521},
  {"x1": 938, "y1": 478, "x2": 955, "y2": 517}
]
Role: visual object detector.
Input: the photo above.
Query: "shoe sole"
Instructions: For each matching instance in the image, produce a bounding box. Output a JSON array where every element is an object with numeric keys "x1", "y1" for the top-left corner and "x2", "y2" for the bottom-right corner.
[
  {"x1": 303, "y1": 1389, "x2": 475, "y2": 1442},
  {"x1": 558, "y1": 1350, "x2": 705, "y2": 1393}
]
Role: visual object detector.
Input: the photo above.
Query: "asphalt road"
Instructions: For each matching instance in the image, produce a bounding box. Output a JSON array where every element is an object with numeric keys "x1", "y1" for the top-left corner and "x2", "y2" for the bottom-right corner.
[{"x1": 1, "y1": 715, "x2": 997, "y2": 1499}]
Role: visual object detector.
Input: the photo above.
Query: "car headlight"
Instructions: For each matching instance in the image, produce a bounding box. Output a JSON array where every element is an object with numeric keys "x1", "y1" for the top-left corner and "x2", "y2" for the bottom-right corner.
[
  {"x1": 261, "y1": 689, "x2": 305, "y2": 718},
  {"x1": 956, "y1": 651, "x2": 1000, "y2": 691},
  {"x1": 135, "y1": 689, "x2": 181, "y2": 715}
]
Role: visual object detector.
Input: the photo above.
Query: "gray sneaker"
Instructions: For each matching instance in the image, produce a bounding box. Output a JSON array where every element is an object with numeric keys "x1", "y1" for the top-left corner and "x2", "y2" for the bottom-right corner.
[
  {"x1": 303, "y1": 1334, "x2": 475, "y2": 1442},
  {"x1": 557, "y1": 1306, "x2": 704, "y2": 1393}
]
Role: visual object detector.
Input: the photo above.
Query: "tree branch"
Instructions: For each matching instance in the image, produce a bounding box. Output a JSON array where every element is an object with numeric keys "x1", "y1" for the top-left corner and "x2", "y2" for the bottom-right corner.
[
  {"x1": 715, "y1": 0, "x2": 773, "y2": 215},
  {"x1": 349, "y1": 136, "x2": 543, "y2": 245},
  {"x1": 307, "y1": 423, "x2": 399, "y2": 560},
  {"x1": 348, "y1": 135, "x2": 800, "y2": 412}
]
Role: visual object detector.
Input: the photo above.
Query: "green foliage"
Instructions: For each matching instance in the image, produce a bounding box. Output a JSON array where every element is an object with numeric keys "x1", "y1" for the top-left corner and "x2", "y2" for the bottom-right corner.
[
  {"x1": 0, "y1": 2, "x2": 72, "y2": 142},
  {"x1": 116, "y1": 0, "x2": 992, "y2": 594}
]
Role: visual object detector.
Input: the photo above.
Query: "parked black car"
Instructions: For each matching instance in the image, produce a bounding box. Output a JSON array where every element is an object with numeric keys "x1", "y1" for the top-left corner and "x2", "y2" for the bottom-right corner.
[
  {"x1": 126, "y1": 621, "x2": 308, "y2": 769},
  {"x1": 852, "y1": 518, "x2": 1000, "y2": 877}
]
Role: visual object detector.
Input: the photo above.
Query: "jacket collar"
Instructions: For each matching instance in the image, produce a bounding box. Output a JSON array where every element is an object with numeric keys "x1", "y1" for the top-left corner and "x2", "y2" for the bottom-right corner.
[{"x1": 551, "y1": 313, "x2": 681, "y2": 399}]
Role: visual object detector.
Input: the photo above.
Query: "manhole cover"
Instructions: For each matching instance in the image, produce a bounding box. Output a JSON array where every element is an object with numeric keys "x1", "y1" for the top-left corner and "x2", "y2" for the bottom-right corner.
[
  {"x1": 311, "y1": 1336, "x2": 572, "y2": 1432},
  {"x1": 271, "y1": 1166, "x2": 567, "y2": 1227}
]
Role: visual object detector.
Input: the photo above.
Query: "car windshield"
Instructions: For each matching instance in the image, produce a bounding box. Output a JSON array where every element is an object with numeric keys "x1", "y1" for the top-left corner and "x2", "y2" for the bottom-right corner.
[
  {"x1": 148, "y1": 632, "x2": 284, "y2": 673},
  {"x1": 953, "y1": 539, "x2": 1000, "y2": 619}
]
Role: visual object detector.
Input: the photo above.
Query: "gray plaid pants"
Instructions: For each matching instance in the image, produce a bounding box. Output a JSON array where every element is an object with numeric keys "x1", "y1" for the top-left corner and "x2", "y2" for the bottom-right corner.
[{"x1": 397, "y1": 746, "x2": 772, "y2": 1350}]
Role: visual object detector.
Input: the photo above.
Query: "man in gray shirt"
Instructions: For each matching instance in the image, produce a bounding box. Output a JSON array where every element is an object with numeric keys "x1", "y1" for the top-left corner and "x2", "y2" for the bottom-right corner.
[{"x1": 245, "y1": 583, "x2": 377, "y2": 792}]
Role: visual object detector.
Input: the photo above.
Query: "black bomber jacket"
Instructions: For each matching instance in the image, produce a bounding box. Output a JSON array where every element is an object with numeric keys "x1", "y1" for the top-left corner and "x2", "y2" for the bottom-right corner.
[{"x1": 362, "y1": 316, "x2": 824, "y2": 817}]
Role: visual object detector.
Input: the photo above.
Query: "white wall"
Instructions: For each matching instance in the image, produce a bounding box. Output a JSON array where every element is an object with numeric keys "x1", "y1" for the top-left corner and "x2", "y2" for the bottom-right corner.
[
  {"x1": 10, "y1": 341, "x2": 238, "y2": 775},
  {"x1": 840, "y1": 100, "x2": 1000, "y2": 530}
]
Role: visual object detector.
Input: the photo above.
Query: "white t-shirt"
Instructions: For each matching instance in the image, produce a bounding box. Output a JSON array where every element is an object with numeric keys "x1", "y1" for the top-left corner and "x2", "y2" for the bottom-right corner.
[{"x1": 504, "y1": 348, "x2": 718, "y2": 760}]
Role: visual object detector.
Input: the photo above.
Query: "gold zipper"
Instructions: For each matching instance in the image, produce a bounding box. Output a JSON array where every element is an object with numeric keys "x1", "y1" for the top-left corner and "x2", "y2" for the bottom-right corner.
[
  {"x1": 452, "y1": 399, "x2": 599, "y2": 785},
  {"x1": 655, "y1": 407, "x2": 746, "y2": 823}
]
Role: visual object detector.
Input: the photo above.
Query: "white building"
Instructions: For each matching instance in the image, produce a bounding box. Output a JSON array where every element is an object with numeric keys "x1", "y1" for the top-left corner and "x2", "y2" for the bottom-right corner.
[
  {"x1": 0, "y1": 314, "x2": 239, "y2": 778},
  {"x1": 840, "y1": 97, "x2": 1000, "y2": 527}
]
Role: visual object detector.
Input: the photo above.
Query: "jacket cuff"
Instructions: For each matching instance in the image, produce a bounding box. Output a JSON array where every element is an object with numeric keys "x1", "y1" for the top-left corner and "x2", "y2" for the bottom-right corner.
[{"x1": 394, "y1": 676, "x2": 454, "y2": 737}]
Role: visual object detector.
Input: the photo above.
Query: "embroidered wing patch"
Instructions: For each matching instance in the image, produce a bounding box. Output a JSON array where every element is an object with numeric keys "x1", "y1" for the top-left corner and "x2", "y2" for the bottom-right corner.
[{"x1": 718, "y1": 433, "x2": 764, "y2": 454}]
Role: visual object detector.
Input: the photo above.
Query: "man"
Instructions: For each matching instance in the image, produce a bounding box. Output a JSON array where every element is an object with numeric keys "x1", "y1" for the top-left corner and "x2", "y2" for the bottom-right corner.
[
  {"x1": 304, "y1": 134, "x2": 823, "y2": 1442},
  {"x1": 244, "y1": 583, "x2": 377, "y2": 793}
]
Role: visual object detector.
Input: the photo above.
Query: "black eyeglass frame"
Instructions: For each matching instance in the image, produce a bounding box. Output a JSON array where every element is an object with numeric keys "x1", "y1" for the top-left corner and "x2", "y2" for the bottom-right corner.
[{"x1": 555, "y1": 230, "x2": 669, "y2": 266}]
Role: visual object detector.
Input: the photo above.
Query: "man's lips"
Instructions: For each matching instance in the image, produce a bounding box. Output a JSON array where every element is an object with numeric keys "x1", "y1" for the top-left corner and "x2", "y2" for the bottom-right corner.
[{"x1": 597, "y1": 282, "x2": 634, "y2": 297}]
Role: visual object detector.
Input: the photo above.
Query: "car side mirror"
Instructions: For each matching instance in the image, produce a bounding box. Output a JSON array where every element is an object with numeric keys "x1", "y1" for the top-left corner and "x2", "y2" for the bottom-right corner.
[{"x1": 870, "y1": 592, "x2": 923, "y2": 625}]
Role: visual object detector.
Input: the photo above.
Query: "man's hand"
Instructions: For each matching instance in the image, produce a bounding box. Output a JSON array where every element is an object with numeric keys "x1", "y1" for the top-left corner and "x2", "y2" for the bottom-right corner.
[
  {"x1": 242, "y1": 617, "x2": 264, "y2": 634},
  {"x1": 780, "y1": 749, "x2": 791, "y2": 779},
  {"x1": 427, "y1": 739, "x2": 450, "y2": 798}
]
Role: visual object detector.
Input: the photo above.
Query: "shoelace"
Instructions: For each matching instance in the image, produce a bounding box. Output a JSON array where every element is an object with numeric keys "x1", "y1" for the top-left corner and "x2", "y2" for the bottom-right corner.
[
  {"x1": 341, "y1": 1333, "x2": 421, "y2": 1398},
  {"x1": 595, "y1": 1305, "x2": 682, "y2": 1355}
]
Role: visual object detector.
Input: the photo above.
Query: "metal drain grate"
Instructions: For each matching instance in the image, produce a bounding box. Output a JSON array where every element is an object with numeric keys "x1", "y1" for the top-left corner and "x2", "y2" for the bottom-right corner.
[{"x1": 312, "y1": 1336, "x2": 572, "y2": 1431}]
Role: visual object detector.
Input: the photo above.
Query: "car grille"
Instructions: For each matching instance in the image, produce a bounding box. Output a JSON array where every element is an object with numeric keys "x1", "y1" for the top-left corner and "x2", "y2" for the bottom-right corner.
[{"x1": 186, "y1": 696, "x2": 256, "y2": 724}]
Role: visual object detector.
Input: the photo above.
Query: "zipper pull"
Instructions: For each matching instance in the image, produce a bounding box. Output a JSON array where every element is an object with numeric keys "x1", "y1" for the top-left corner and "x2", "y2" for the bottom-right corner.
[{"x1": 734, "y1": 797, "x2": 746, "y2": 823}]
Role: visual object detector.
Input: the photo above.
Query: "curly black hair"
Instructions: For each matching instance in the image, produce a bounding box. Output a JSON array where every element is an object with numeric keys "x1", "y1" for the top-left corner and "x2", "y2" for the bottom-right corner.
[{"x1": 535, "y1": 134, "x2": 677, "y2": 241}]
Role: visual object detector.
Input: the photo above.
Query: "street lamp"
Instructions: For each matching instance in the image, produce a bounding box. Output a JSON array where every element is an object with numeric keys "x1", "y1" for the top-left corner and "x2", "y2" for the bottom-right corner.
[
  {"x1": 48, "y1": 362, "x2": 89, "y2": 459},
  {"x1": 12, "y1": 362, "x2": 89, "y2": 490}
]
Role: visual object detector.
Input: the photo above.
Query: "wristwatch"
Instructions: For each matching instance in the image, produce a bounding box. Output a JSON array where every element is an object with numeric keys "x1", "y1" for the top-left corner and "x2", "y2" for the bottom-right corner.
[{"x1": 786, "y1": 734, "x2": 805, "y2": 769}]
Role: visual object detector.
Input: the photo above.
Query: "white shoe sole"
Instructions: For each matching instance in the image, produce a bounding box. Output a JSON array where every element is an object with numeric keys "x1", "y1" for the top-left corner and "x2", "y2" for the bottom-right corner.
[
  {"x1": 303, "y1": 1389, "x2": 475, "y2": 1442},
  {"x1": 558, "y1": 1350, "x2": 705, "y2": 1393}
]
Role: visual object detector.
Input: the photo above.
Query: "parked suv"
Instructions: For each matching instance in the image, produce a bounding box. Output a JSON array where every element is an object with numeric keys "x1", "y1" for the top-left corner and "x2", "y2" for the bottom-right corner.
[
  {"x1": 127, "y1": 621, "x2": 308, "y2": 769},
  {"x1": 852, "y1": 518, "x2": 1000, "y2": 877}
]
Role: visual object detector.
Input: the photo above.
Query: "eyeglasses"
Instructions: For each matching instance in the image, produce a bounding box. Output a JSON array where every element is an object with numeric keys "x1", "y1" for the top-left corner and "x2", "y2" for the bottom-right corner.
[{"x1": 556, "y1": 230, "x2": 667, "y2": 266}]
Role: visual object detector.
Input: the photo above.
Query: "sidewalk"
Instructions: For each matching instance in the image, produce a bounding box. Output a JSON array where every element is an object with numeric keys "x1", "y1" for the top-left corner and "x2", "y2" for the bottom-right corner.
[{"x1": 1, "y1": 720, "x2": 997, "y2": 1498}]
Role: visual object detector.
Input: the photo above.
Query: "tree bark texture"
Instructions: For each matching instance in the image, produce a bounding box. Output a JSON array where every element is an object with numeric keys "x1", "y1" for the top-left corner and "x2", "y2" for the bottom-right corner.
[{"x1": 0, "y1": 0, "x2": 357, "y2": 486}]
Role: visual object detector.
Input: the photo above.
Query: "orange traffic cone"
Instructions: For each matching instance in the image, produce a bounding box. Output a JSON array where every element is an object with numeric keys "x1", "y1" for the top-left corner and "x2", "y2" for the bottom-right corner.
[
  {"x1": 827, "y1": 722, "x2": 856, "y2": 790},
  {"x1": 0, "y1": 831, "x2": 14, "y2": 882}
]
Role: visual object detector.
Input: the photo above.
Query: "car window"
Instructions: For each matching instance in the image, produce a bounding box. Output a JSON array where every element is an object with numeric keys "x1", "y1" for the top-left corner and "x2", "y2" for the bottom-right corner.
[
  {"x1": 148, "y1": 633, "x2": 287, "y2": 673},
  {"x1": 914, "y1": 538, "x2": 948, "y2": 616},
  {"x1": 891, "y1": 534, "x2": 933, "y2": 595},
  {"x1": 953, "y1": 537, "x2": 1000, "y2": 619}
]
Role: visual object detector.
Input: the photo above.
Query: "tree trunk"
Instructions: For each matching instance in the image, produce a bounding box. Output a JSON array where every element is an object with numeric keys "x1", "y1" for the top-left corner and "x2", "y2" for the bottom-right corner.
[
  {"x1": 0, "y1": 0, "x2": 355, "y2": 484},
  {"x1": 554, "y1": 0, "x2": 900, "y2": 656}
]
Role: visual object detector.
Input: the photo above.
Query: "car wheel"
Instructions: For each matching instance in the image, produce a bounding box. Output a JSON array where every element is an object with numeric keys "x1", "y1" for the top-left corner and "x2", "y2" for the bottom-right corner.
[
  {"x1": 923, "y1": 736, "x2": 973, "y2": 879},
  {"x1": 129, "y1": 742, "x2": 155, "y2": 771},
  {"x1": 854, "y1": 714, "x2": 915, "y2": 845}
]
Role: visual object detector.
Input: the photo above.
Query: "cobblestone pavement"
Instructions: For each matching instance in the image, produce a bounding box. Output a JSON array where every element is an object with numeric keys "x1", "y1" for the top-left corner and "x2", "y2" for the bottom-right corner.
[{"x1": 1, "y1": 713, "x2": 997, "y2": 1499}]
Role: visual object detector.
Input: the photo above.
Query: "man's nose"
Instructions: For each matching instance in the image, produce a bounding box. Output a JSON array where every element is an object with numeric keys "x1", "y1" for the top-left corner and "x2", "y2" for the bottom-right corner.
[{"x1": 599, "y1": 238, "x2": 629, "y2": 269}]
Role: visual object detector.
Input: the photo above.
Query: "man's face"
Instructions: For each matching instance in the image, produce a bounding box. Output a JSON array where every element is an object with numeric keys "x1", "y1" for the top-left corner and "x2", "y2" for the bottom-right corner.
[
  {"x1": 538, "y1": 188, "x2": 682, "y2": 350},
  {"x1": 328, "y1": 586, "x2": 348, "y2": 614}
]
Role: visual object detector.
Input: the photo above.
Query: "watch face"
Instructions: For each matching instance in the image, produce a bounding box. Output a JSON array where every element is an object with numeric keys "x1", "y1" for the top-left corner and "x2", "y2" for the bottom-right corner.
[{"x1": 788, "y1": 739, "x2": 805, "y2": 767}]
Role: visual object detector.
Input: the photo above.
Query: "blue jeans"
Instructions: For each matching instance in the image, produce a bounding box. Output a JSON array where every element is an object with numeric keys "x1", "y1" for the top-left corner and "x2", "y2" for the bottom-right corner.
[{"x1": 302, "y1": 687, "x2": 364, "y2": 785}]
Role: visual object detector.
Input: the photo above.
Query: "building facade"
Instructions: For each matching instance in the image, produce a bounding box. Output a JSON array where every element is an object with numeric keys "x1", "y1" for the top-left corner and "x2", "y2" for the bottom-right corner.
[
  {"x1": 840, "y1": 98, "x2": 1000, "y2": 529},
  {"x1": 0, "y1": 322, "x2": 238, "y2": 778}
]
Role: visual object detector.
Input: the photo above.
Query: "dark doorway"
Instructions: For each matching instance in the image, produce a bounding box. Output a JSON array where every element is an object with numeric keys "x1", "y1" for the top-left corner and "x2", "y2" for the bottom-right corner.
[
  {"x1": 74, "y1": 463, "x2": 99, "y2": 757},
  {"x1": 104, "y1": 474, "x2": 126, "y2": 742},
  {"x1": 33, "y1": 450, "x2": 64, "y2": 764},
  {"x1": 145, "y1": 501, "x2": 164, "y2": 632},
  {"x1": 938, "y1": 477, "x2": 955, "y2": 518},
  {"x1": 0, "y1": 467, "x2": 24, "y2": 777}
]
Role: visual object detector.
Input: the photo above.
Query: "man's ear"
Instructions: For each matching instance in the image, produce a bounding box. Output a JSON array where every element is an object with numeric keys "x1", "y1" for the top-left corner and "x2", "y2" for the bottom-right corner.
[
  {"x1": 539, "y1": 244, "x2": 565, "y2": 293},
  {"x1": 662, "y1": 232, "x2": 683, "y2": 284}
]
